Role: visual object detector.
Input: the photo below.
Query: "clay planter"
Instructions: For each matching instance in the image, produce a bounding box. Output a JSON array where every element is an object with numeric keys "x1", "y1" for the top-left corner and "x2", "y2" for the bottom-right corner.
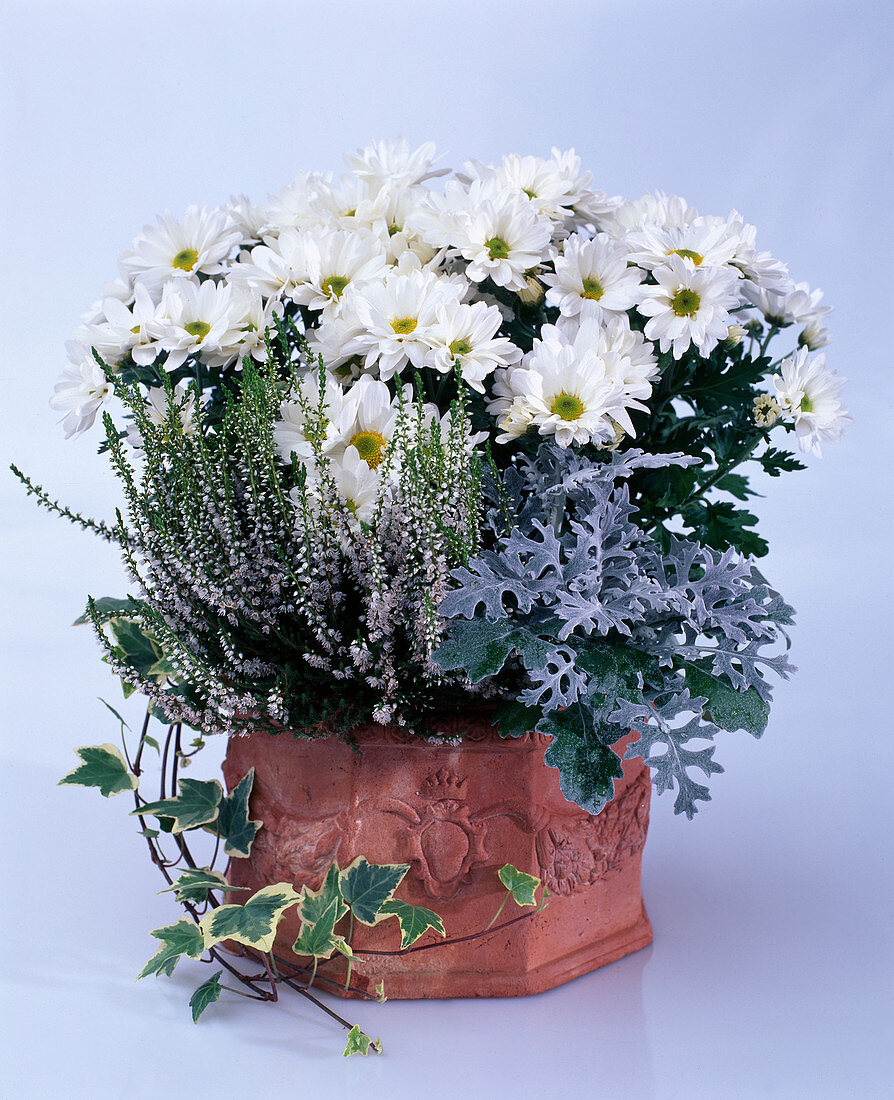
[{"x1": 222, "y1": 713, "x2": 652, "y2": 999}]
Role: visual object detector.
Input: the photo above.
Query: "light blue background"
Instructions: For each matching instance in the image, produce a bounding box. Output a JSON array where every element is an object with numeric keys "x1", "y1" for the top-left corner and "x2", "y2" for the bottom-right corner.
[{"x1": 1, "y1": 2, "x2": 891, "y2": 1096}]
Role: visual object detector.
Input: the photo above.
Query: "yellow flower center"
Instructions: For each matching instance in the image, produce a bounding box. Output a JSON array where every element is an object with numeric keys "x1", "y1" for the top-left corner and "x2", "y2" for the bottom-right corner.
[
  {"x1": 550, "y1": 392, "x2": 585, "y2": 421},
  {"x1": 172, "y1": 248, "x2": 199, "y2": 271},
  {"x1": 349, "y1": 429, "x2": 387, "y2": 468},
  {"x1": 184, "y1": 320, "x2": 211, "y2": 340},
  {"x1": 391, "y1": 317, "x2": 417, "y2": 336},
  {"x1": 130, "y1": 325, "x2": 141, "y2": 334},
  {"x1": 485, "y1": 236, "x2": 511, "y2": 260},
  {"x1": 449, "y1": 339, "x2": 472, "y2": 357},
  {"x1": 800, "y1": 394, "x2": 813, "y2": 413},
  {"x1": 522, "y1": 188, "x2": 537, "y2": 200},
  {"x1": 670, "y1": 248, "x2": 704, "y2": 265},
  {"x1": 581, "y1": 277, "x2": 604, "y2": 301},
  {"x1": 671, "y1": 289, "x2": 700, "y2": 317},
  {"x1": 321, "y1": 275, "x2": 349, "y2": 299}
]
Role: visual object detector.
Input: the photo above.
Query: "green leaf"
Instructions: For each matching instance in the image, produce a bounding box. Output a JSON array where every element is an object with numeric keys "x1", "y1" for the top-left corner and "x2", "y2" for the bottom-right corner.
[
  {"x1": 375, "y1": 980, "x2": 387, "y2": 1003},
  {"x1": 59, "y1": 744, "x2": 137, "y2": 797},
  {"x1": 73, "y1": 596, "x2": 139, "y2": 626},
  {"x1": 539, "y1": 705, "x2": 624, "y2": 816},
  {"x1": 215, "y1": 768, "x2": 262, "y2": 858},
  {"x1": 378, "y1": 899, "x2": 446, "y2": 949},
  {"x1": 497, "y1": 864, "x2": 540, "y2": 907},
  {"x1": 290, "y1": 905, "x2": 351, "y2": 961},
  {"x1": 138, "y1": 918, "x2": 205, "y2": 979},
  {"x1": 492, "y1": 699, "x2": 542, "y2": 739},
  {"x1": 339, "y1": 858, "x2": 409, "y2": 926},
  {"x1": 109, "y1": 618, "x2": 164, "y2": 680},
  {"x1": 200, "y1": 883, "x2": 302, "y2": 952},
  {"x1": 299, "y1": 863, "x2": 349, "y2": 927},
  {"x1": 134, "y1": 778, "x2": 223, "y2": 833},
  {"x1": 159, "y1": 868, "x2": 246, "y2": 905},
  {"x1": 433, "y1": 618, "x2": 553, "y2": 684},
  {"x1": 189, "y1": 970, "x2": 222, "y2": 1023},
  {"x1": 715, "y1": 472, "x2": 755, "y2": 501},
  {"x1": 683, "y1": 663, "x2": 769, "y2": 737},
  {"x1": 343, "y1": 1025, "x2": 382, "y2": 1058}
]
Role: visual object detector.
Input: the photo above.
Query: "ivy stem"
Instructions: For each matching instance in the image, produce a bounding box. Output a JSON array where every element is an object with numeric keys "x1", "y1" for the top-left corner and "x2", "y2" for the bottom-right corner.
[
  {"x1": 344, "y1": 911, "x2": 355, "y2": 990},
  {"x1": 263, "y1": 953, "x2": 279, "y2": 1001},
  {"x1": 485, "y1": 891, "x2": 511, "y2": 930},
  {"x1": 357, "y1": 905, "x2": 543, "y2": 957}
]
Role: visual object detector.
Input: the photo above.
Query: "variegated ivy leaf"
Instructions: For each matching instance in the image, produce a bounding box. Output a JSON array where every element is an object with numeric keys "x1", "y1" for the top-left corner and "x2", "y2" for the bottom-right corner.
[
  {"x1": 339, "y1": 857, "x2": 409, "y2": 926},
  {"x1": 215, "y1": 768, "x2": 262, "y2": 858},
  {"x1": 300, "y1": 863, "x2": 349, "y2": 927},
  {"x1": 343, "y1": 1024, "x2": 382, "y2": 1058},
  {"x1": 498, "y1": 864, "x2": 540, "y2": 907},
  {"x1": 291, "y1": 910, "x2": 353, "y2": 961},
  {"x1": 59, "y1": 744, "x2": 137, "y2": 798},
  {"x1": 159, "y1": 868, "x2": 246, "y2": 905},
  {"x1": 189, "y1": 970, "x2": 223, "y2": 1023},
  {"x1": 200, "y1": 883, "x2": 302, "y2": 953},
  {"x1": 138, "y1": 918, "x2": 205, "y2": 979},
  {"x1": 134, "y1": 778, "x2": 223, "y2": 833},
  {"x1": 375, "y1": 980, "x2": 387, "y2": 1004},
  {"x1": 378, "y1": 899, "x2": 446, "y2": 949}
]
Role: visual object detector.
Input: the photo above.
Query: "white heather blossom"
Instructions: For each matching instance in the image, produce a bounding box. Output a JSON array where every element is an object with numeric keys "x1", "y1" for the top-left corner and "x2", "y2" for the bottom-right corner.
[
  {"x1": 119, "y1": 205, "x2": 242, "y2": 297},
  {"x1": 274, "y1": 372, "x2": 346, "y2": 465},
  {"x1": 636, "y1": 255, "x2": 741, "y2": 359},
  {"x1": 772, "y1": 348, "x2": 851, "y2": 456},
  {"x1": 50, "y1": 352, "x2": 113, "y2": 438},
  {"x1": 544, "y1": 233, "x2": 644, "y2": 320},
  {"x1": 156, "y1": 280, "x2": 243, "y2": 371},
  {"x1": 342, "y1": 267, "x2": 466, "y2": 380},
  {"x1": 423, "y1": 301, "x2": 521, "y2": 391},
  {"x1": 343, "y1": 138, "x2": 448, "y2": 188}
]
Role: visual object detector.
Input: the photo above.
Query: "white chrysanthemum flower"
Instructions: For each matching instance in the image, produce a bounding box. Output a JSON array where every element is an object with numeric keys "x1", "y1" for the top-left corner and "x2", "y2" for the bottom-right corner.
[
  {"x1": 285, "y1": 228, "x2": 389, "y2": 316},
  {"x1": 416, "y1": 180, "x2": 552, "y2": 291},
  {"x1": 75, "y1": 282, "x2": 164, "y2": 367},
  {"x1": 460, "y1": 147, "x2": 608, "y2": 225},
  {"x1": 344, "y1": 138, "x2": 448, "y2": 188},
  {"x1": 274, "y1": 371, "x2": 346, "y2": 465},
  {"x1": 156, "y1": 280, "x2": 243, "y2": 371},
  {"x1": 636, "y1": 255, "x2": 741, "y2": 359},
  {"x1": 492, "y1": 320, "x2": 655, "y2": 447},
  {"x1": 772, "y1": 348, "x2": 851, "y2": 456},
  {"x1": 262, "y1": 171, "x2": 332, "y2": 232},
  {"x1": 126, "y1": 382, "x2": 201, "y2": 447},
  {"x1": 119, "y1": 206, "x2": 242, "y2": 297},
  {"x1": 600, "y1": 191, "x2": 700, "y2": 238},
  {"x1": 328, "y1": 374, "x2": 403, "y2": 469},
  {"x1": 289, "y1": 445, "x2": 382, "y2": 525},
  {"x1": 798, "y1": 318, "x2": 831, "y2": 351},
  {"x1": 544, "y1": 233, "x2": 644, "y2": 320},
  {"x1": 49, "y1": 352, "x2": 113, "y2": 438},
  {"x1": 345, "y1": 184, "x2": 442, "y2": 266},
  {"x1": 742, "y1": 280, "x2": 832, "y2": 329},
  {"x1": 423, "y1": 301, "x2": 521, "y2": 391},
  {"x1": 624, "y1": 214, "x2": 745, "y2": 273},
  {"x1": 342, "y1": 267, "x2": 466, "y2": 380},
  {"x1": 215, "y1": 287, "x2": 283, "y2": 367},
  {"x1": 227, "y1": 194, "x2": 271, "y2": 242}
]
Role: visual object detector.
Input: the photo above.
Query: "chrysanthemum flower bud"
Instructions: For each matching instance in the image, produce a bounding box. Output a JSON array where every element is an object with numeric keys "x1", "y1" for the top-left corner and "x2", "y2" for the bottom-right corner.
[
  {"x1": 753, "y1": 393, "x2": 782, "y2": 427},
  {"x1": 517, "y1": 271, "x2": 545, "y2": 306},
  {"x1": 798, "y1": 320, "x2": 831, "y2": 351},
  {"x1": 724, "y1": 323, "x2": 746, "y2": 347},
  {"x1": 744, "y1": 318, "x2": 763, "y2": 336}
]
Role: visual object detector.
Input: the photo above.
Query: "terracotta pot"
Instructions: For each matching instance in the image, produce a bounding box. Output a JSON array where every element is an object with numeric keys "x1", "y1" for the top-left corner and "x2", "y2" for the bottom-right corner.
[{"x1": 222, "y1": 712, "x2": 652, "y2": 999}]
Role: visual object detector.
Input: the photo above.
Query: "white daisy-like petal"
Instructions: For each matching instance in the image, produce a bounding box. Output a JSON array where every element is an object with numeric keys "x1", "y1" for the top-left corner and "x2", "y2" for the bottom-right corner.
[
  {"x1": 423, "y1": 301, "x2": 521, "y2": 391},
  {"x1": 344, "y1": 138, "x2": 448, "y2": 188},
  {"x1": 772, "y1": 348, "x2": 851, "y2": 456},
  {"x1": 156, "y1": 280, "x2": 242, "y2": 371},
  {"x1": 274, "y1": 372, "x2": 347, "y2": 465},
  {"x1": 49, "y1": 353, "x2": 113, "y2": 438}
]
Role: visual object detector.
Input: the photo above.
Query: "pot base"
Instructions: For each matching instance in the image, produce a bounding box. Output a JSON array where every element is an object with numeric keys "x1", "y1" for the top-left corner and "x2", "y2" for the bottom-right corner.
[{"x1": 223, "y1": 715, "x2": 652, "y2": 1000}]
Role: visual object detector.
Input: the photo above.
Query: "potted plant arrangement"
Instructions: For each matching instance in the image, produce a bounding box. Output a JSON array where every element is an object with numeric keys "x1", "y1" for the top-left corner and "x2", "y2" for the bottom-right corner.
[{"x1": 14, "y1": 139, "x2": 849, "y2": 1056}]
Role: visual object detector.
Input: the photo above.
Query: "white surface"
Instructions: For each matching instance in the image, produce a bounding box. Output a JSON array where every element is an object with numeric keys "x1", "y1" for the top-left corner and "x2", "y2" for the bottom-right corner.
[{"x1": 1, "y1": 2, "x2": 892, "y2": 1097}]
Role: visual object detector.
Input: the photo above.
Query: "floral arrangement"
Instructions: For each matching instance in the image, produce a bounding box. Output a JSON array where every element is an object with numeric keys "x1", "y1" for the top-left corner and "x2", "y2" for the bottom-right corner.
[{"x1": 15, "y1": 139, "x2": 849, "y2": 1050}]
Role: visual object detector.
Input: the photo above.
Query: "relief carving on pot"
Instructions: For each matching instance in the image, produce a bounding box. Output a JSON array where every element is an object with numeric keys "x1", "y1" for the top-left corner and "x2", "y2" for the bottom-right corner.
[
  {"x1": 535, "y1": 767, "x2": 651, "y2": 895},
  {"x1": 246, "y1": 809, "x2": 347, "y2": 885}
]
